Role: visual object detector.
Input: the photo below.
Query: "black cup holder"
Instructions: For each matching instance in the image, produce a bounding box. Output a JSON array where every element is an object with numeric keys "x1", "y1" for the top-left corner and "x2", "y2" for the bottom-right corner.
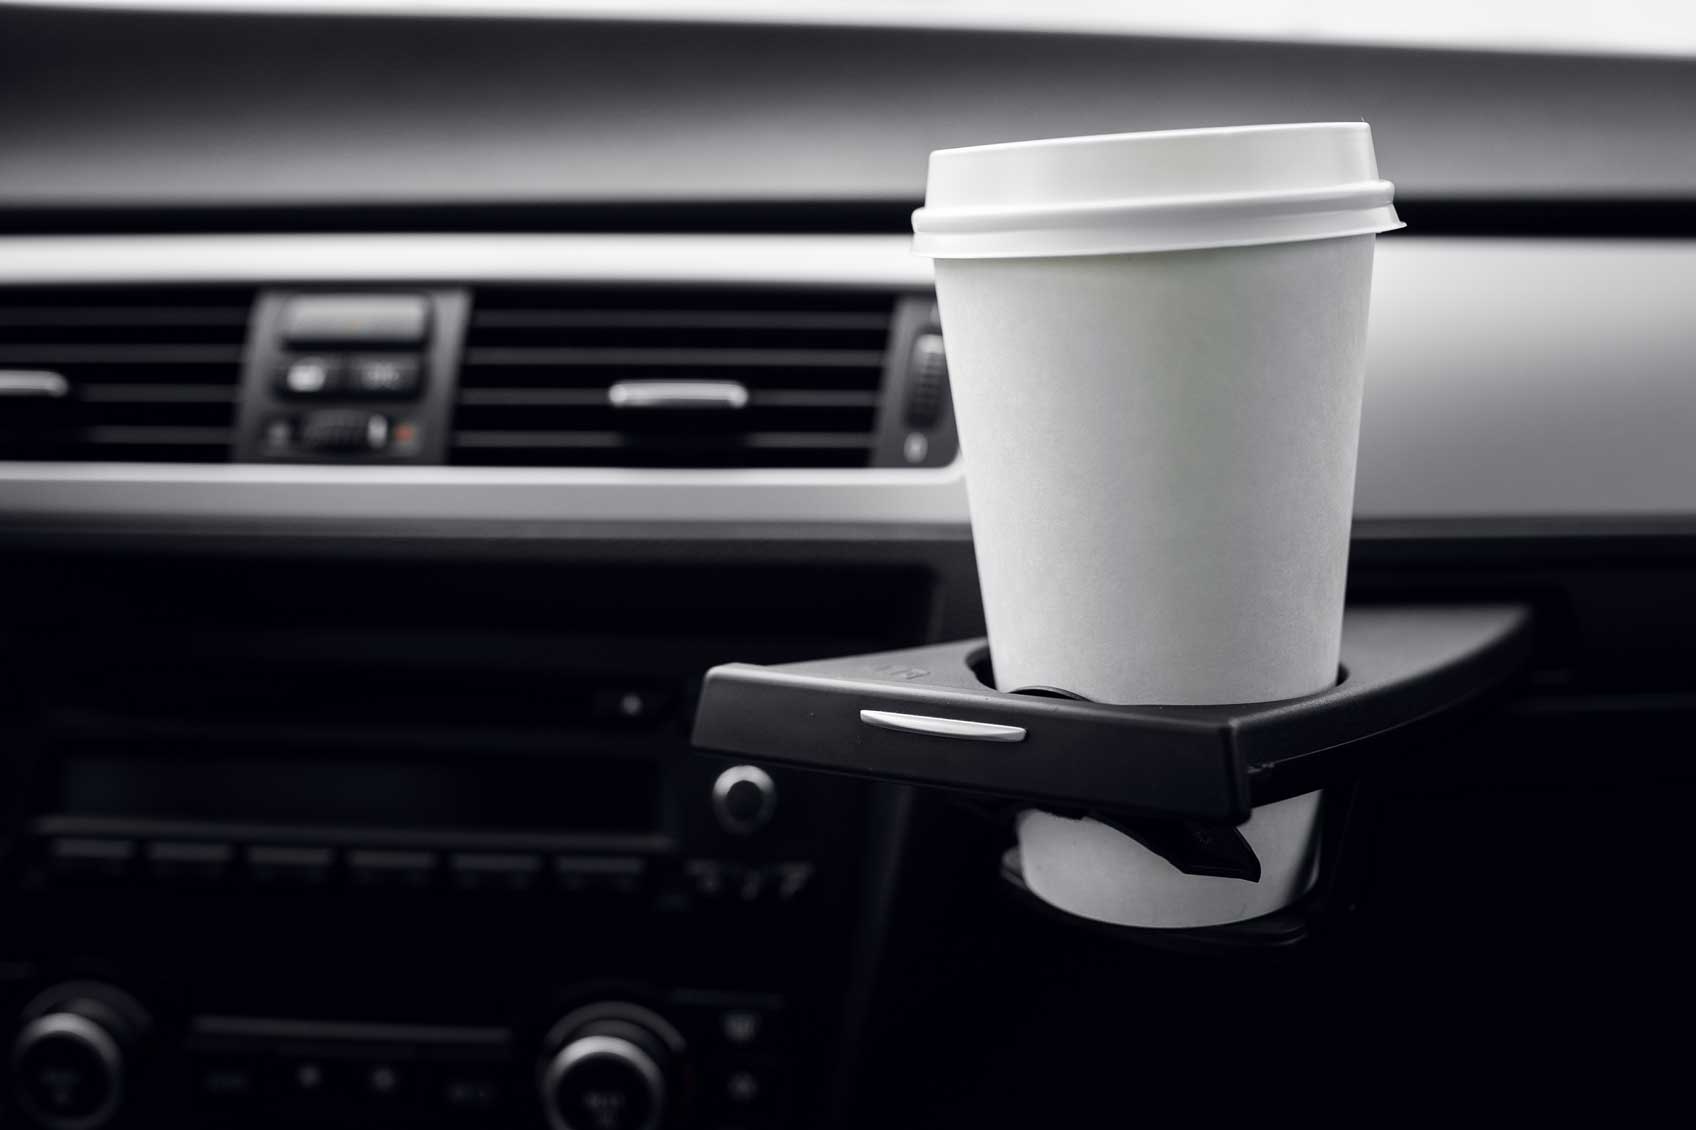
[
  {"x1": 693, "y1": 605, "x2": 1531, "y2": 825},
  {"x1": 969, "y1": 645, "x2": 1351, "y2": 705}
]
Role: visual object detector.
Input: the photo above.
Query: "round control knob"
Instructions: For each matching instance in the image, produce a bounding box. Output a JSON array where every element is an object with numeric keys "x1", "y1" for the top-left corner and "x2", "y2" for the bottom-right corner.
[
  {"x1": 711, "y1": 765, "x2": 777, "y2": 836},
  {"x1": 12, "y1": 984, "x2": 149, "y2": 1130},
  {"x1": 539, "y1": 1004, "x2": 684, "y2": 1130}
]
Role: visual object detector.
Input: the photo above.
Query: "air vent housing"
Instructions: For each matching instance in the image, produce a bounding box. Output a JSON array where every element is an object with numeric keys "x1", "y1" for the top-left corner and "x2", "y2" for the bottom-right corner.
[
  {"x1": 0, "y1": 287, "x2": 253, "y2": 462},
  {"x1": 453, "y1": 287, "x2": 906, "y2": 468}
]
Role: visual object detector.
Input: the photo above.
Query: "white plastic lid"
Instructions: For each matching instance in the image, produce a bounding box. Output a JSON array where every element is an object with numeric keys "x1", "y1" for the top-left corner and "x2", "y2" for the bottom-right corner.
[{"x1": 912, "y1": 122, "x2": 1403, "y2": 259}]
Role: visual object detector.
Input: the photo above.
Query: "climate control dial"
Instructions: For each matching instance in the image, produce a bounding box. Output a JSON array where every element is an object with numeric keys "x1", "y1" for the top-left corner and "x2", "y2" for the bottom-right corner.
[
  {"x1": 11, "y1": 984, "x2": 149, "y2": 1130},
  {"x1": 538, "y1": 1003, "x2": 685, "y2": 1130}
]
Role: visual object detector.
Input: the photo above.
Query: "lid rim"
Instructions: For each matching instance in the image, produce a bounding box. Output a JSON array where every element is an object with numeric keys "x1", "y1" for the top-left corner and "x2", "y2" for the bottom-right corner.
[
  {"x1": 913, "y1": 179, "x2": 1396, "y2": 236},
  {"x1": 915, "y1": 121, "x2": 1397, "y2": 259},
  {"x1": 927, "y1": 121, "x2": 1374, "y2": 162},
  {"x1": 912, "y1": 211, "x2": 1404, "y2": 260}
]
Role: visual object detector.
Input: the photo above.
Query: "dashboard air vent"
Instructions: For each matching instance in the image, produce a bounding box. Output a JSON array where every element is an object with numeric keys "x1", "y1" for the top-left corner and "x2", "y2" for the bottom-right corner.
[
  {"x1": 0, "y1": 287, "x2": 253, "y2": 462},
  {"x1": 453, "y1": 287, "x2": 896, "y2": 467}
]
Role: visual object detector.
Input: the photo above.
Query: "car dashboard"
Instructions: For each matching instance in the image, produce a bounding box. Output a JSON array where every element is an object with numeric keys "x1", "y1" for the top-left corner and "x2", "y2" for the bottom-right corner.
[{"x1": 2, "y1": 4, "x2": 1695, "y2": 1127}]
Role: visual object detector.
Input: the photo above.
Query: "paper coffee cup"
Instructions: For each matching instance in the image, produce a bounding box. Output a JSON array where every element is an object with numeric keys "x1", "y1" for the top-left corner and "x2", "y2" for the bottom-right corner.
[{"x1": 913, "y1": 123, "x2": 1402, "y2": 927}]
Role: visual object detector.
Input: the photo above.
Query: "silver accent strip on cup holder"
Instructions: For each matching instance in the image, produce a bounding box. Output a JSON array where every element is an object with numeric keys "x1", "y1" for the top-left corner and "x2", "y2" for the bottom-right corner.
[{"x1": 859, "y1": 710, "x2": 1027, "y2": 743}]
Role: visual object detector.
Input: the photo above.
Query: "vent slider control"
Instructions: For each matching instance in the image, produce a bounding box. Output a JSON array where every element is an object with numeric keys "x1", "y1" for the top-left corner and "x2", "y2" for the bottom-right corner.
[{"x1": 608, "y1": 380, "x2": 750, "y2": 411}]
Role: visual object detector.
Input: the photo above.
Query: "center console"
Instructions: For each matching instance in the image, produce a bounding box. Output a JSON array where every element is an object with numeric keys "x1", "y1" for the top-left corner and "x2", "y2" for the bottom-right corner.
[{"x1": 0, "y1": 553, "x2": 943, "y2": 1130}]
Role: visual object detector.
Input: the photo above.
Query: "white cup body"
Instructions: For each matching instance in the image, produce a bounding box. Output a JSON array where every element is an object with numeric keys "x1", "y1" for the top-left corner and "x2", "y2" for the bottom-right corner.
[
  {"x1": 1018, "y1": 793, "x2": 1323, "y2": 930},
  {"x1": 938, "y1": 234, "x2": 1377, "y2": 706}
]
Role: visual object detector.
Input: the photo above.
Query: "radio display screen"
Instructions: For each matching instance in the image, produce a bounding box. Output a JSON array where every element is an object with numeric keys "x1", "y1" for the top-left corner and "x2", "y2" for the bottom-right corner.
[{"x1": 57, "y1": 749, "x2": 659, "y2": 834}]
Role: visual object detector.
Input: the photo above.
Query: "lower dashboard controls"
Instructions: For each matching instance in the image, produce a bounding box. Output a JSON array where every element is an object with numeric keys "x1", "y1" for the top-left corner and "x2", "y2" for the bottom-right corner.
[
  {"x1": 711, "y1": 765, "x2": 777, "y2": 836},
  {"x1": 539, "y1": 1003, "x2": 685, "y2": 1130},
  {"x1": 278, "y1": 354, "x2": 424, "y2": 400},
  {"x1": 238, "y1": 289, "x2": 462, "y2": 463},
  {"x1": 11, "y1": 983, "x2": 150, "y2": 1130}
]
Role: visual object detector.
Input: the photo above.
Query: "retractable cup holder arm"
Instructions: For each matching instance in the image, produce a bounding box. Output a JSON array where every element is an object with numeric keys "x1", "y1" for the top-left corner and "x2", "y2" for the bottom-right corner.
[{"x1": 691, "y1": 605, "x2": 1534, "y2": 941}]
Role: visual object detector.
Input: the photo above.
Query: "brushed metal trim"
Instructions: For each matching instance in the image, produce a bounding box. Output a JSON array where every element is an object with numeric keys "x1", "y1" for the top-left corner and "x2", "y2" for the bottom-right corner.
[
  {"x1": 0, "y1": 462, "x2": 970, "y2": 527},
  {"x1": 0, "y1": 234, "x2": 931, "y2": 289},
  {"x1": 0, "y1": 235, "x2": 1693, "y2": 536}
]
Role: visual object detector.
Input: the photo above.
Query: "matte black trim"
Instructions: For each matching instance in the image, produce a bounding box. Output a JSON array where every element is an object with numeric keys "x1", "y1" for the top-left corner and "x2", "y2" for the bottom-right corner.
[
  {"x1": 3, "y1": 200, "x2": 1694, "y2": 239},
  {"x1": 1393, "y1": 199, "x2": 1696, "y2": 238},
  {"x1": 0, "y1": 202, "x2": 925, "y2": 237}
]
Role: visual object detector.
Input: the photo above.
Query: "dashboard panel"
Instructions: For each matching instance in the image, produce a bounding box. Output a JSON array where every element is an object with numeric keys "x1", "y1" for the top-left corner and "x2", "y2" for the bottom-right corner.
[
  {"x1": 3, "y1": 4, "x2": 1696, "y2": 1128},
  {"x1": 0, "y1": 235, "x2": 1692, "y2": 534}
]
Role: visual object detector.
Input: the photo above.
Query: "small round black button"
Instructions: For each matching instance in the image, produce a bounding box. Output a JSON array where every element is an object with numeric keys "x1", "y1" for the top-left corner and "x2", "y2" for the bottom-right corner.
[{"x1": 711, "y1": 765, "x2": 777, "y2": 836}]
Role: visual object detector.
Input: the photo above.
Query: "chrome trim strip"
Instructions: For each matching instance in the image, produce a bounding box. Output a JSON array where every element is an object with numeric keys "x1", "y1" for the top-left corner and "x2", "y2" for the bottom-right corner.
[
  {"x1": 0, "y1": 235, "x2": 1692, "y2": 535},
  {"x1": 0, "y1": 234, "x2": 931, "y2": 289},
  {"x1": 860, "y1": 709, "x2": 1028, "y2": 743},
  {"x1": 0, "y1": 461, "x2": 971, "y2": 528}
]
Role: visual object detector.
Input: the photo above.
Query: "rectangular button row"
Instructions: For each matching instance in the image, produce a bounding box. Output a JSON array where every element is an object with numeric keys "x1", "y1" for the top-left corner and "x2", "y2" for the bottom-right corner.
[
  {"x1": 194, "y1": 1048, "x2": 504, "y2": 1125},
  {"x1": 683, "y1": 859, "x2": 815, "y2": 904},
  {"x1": 45, "y1": 838, "x2": 646, "y2": 896},
  {"x1": 277, "y1": 353, "x2": 424, "y2": 400}
]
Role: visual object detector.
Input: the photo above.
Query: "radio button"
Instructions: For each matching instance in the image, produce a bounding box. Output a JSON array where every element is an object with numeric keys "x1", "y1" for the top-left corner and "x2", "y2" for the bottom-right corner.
[
  {"x1": 710, "y1": 1060, "x2": 780, "y2": 1124},
  {"x1": 770, "y1": 861, "x2": 815, "y2": 902},
  {"x1": 145, "y1": 841, "x2": 233, "y2": 884},
  {"x1": 554, "y1": 856, "x2": 644, "y2": 896},
  {"x1": 347, "y1": 849, "x2": 437, "y2": 891},
  {"x1": 719, "y1": 1010, "x2": 765, "y2": 1049},
  {"x1": 683, "y1": 859, "x2": 727, "y2": 899},
  {"x1": 47, "y1": 837, "x2": 135, "y2": 883},
  {"x1": 194, "y1": 1056, "x2": 259, "y2": 1107},
  {"x1": 360, "y1": 1060, "x2": 411, "y2": 1107},
  {"x1": 247, "y1": 845, "x2": 335, "y2": 887},
  {"x1": 440, "y1": 1069, "x2": 504, "y2": 1117},
  {"x1": 449, "y1": 852, "x2": 542, "y2": 893}
]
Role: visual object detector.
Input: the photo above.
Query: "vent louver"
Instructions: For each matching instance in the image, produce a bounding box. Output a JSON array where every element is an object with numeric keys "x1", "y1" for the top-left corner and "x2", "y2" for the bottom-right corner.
[
  {"x1": 453, "y1": 287, "x2": 896, "y2": 467},
  {"x1": 0, "y1": 287, "x2": 253, "y2": 462}
]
